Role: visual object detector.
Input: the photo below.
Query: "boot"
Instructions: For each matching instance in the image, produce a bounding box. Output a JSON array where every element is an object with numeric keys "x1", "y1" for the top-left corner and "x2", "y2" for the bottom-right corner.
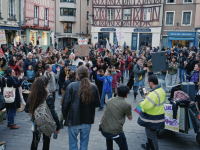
[
  {"x1": 60, "y1": 121, "x2": 63, "y2": 129},
  {"x1": 10, "y1": 125, "x2": 20, "y2": 129},
  {"x1": 7, "y1": 123, "x2": 16, "y2": 127},
  {"x1": 134, "y1": 93, "x2": 137, "y2": 103}
]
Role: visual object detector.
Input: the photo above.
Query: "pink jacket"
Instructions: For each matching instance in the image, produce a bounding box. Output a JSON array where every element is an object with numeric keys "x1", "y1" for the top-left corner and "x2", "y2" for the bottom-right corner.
[{"x1": 111, "y1": 71, "x2": 122, "y2": 89}]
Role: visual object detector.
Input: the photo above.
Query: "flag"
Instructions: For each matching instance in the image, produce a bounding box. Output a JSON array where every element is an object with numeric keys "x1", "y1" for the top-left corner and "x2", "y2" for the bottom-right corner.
[
  {"x1": 134, "y1": 103, "x2": 142, "y2": 115},
  {"x1": 0, "y1": 47, "x2": 4, "y2": 55},
  {"x1": 106, "y1": 39, "x2": 110, "y2": 51}
]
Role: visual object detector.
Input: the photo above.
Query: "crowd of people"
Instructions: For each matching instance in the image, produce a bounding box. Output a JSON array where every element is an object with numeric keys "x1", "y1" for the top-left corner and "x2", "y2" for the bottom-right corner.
[{"x1": 0, "y1": 42, "x2": 200, "y2": 150}]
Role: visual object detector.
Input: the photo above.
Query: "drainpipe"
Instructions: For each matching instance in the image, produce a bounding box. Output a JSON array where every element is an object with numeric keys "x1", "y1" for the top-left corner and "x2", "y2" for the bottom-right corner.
[
  {"x1": 19, "y1": 0, "x2": 21, "y2": 26},
  {"x1": 55, "y1": 0, "x2": 56, "y2": 44},
  {"x1": 80, "y1": 0, "x2": 81, "y2": 37}
]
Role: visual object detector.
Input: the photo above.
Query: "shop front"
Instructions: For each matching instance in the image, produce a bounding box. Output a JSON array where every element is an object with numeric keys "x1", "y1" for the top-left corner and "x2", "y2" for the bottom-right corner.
[
  {"x1": 25, "y1": 29, "x2": 50, "y2": 50},
  {"x1": 167, "y1": 32, "x2": 195, "y2": 48}
]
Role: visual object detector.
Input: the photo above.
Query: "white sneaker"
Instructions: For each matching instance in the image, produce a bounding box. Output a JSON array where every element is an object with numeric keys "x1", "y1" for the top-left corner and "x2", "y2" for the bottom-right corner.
[{"x1": 55, "y1": 108, "x2": 57, "y2": 111}]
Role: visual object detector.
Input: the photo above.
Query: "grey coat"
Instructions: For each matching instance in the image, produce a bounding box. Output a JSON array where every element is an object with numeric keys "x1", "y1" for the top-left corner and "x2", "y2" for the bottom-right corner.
[
  {"x1": 133, "y1": 64, "x2": 146, "y2": 81},
  {"x1": 44, "y1": 70, "x2": 60, "y2": 93}
]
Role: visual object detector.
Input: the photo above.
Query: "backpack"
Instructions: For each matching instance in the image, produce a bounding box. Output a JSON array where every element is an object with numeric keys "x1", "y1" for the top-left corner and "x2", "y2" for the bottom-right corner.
[
  {"x1": 34, "y1": 100, "x2": 56, "y2": 137},
  {"x1": 173, "y1": 90, "x2": 191, "y2": 103}
]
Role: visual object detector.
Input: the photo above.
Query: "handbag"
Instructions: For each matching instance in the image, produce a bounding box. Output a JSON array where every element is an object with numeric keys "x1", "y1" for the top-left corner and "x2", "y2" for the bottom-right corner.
[
  {"x1": 0, "y1": 95, "x2": 6, "y2": 111},
  {"x1": 3, "y1": 81, "x2": 16, "y2": 103},
  {"x1": 138, "y1": 75, "x2": 143, "y2": 81}
]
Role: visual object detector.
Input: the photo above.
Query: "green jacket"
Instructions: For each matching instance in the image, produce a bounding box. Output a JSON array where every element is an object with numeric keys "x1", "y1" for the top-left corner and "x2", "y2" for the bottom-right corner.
[
  {"x1": 133, "y1": 64, "x2": 146, "y2": 81},
  {"x1": 168, "y1": 62, "x2": 179, "y2": 75}
]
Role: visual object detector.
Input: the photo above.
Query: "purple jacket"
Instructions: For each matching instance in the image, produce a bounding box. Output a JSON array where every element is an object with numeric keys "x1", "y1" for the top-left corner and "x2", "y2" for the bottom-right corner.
[{"x1": 111, "y1": 71, "x2": 122, "y2": 89}]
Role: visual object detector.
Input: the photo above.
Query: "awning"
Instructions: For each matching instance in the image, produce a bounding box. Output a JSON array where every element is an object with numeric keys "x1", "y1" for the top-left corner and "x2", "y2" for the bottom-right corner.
[
  {"x1": 0, "y1": 26, "x2": 23, "y2": 31},
  {"x1": 168, "y1": 37, "x2": 194, "y2": 41}
]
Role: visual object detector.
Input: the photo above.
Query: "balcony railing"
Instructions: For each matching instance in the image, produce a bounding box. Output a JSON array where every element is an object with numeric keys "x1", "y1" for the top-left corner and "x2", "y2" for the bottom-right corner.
[
  {"x1": 8, "y1": 14, "x2": 16, "y2": 21},
  {"x1": 34, "y1": 18, "x2": 39, "y2": 25},
  {"x1": 44, "y1": 20, "x2": 49, "y2": 27}
]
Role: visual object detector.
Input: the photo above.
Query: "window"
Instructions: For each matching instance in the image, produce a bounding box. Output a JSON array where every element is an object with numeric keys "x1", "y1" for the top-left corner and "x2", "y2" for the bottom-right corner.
[
  {"x1": 64, "y1": 23, "x2": 72, "y2": 33},
  {"x1": 60, "y1": 8, "x2": 76, "y2": 16},
  {"x1": 86, "y1": 23, "x2": 89, "y2": 34},
  {"x1": 87, "y1": 11, "x2": 89, "y2": 20},
  {"x1": 184, "y1": 0, "x2": 192, "y2": 3},
  {"x1": 87, "y1": 0, "x2": 89, "y2": 6},
  {"x1": 107, "y1": 9, "x2": 114, "y2": 20},
  {"x1": 34, "y1": 6, "x2": 38, "y2": 18},
  {"x1": 45, "y1": 8, "x2": 48, "y2": 20},
  {"x1": 60, "y1": 0, "x2": 76, "y2": 2},
  {"x1": 9, "y1": 0, "x2": 15, "y2": 17},
  {"x1": 182, "y1": 11, "x2": 192, "y2": 25},
  {"x1": 165, "y1": 12, "x2": 174, "y2": 25},
  {"x1": 167, "y1": 0, "x2": 175, "y2": 3},
  {"x1": 143, "y1": 8, "x2": 151, "y2": 21},
  {"x1": 123, "y1": 9, "x2": 130, "y2": 20}
]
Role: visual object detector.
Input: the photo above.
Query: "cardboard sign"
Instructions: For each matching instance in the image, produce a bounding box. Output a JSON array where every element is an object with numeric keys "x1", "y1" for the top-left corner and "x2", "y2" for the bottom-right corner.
[
  {"x1": 74, "y1": 45, "x2": 89, "y2": 56},
  {"x1": 78, "y1": 39, "x2": 88, "y2": 45},
  {"x1": 0, "y1": 30, "x2": 6, "y2": 45},
  {"x1": 164, "y1": 104, "x2": 180, "y2": 132}
]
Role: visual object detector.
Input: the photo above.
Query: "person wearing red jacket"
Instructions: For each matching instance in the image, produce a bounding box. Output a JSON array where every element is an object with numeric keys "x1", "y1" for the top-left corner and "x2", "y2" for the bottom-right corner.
[
  {"x1": 9, "y1": 56, "x2": 20, "y2": 76},
  {"x1": 118, "y1": 55, "x2": 125, "y2": 85}
]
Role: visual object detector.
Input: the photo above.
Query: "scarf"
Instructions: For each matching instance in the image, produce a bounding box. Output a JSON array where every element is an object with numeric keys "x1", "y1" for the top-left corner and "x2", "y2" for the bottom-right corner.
[{"x1": 111, "y1": 71, "x2": 116, "y2": 75}]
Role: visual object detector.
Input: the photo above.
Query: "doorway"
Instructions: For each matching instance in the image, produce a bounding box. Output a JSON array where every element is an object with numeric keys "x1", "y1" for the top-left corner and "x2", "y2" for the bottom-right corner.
[
  {"x1": 131, "y1": 33, "x2": 138, "y2": 50},
  {"x1": 98, "y1": 32, "x2": 109, "y2": 47},
  {"x1": 139, "y1": 33, "x2": 152, "y2": 50}
]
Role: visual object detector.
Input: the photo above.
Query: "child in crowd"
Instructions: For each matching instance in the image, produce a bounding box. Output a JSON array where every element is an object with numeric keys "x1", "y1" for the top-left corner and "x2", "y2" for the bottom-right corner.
[
  {"x1": 22, "y1": 77, "x2": 30, "y2": 91},
  {"x1": 110, "y1": 65, "x2": 121, "y2": 97},
  {"x1": 96, "y1": 69, "x2": 104, "y2": 103},
  {"x1": 97, "y1": 69, "x2": 113, "y2": 111},
  {"x1": 26, "y1": 65, "x2": 35, "y2": 83},
  {"x1": 60, "y1": 70, "x2": 76, "y2": 129}
]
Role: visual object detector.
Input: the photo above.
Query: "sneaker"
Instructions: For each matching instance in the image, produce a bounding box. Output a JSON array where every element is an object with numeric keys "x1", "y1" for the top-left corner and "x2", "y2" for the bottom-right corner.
[
  {"x1": 134, "y1": 99, "x2": 137, "y2": 103},
  {"x1": 55, "y1": 108, "x2": 57, "y2": 111},
  {"x1": 58, "y1": 95, "x2": 62, "y2": 99},
  {"x1": 98, "y1": 107, "x2": 103, "y2": 111},
  {"x1": 121, "y1": 83, "x2": 124, "y2": 85}
]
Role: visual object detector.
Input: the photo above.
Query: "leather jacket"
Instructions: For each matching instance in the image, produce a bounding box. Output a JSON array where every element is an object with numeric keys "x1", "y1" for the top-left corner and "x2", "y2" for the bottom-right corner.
[
  {"x1": 25, "y1": 95, "x2": 60, "y2": 131},
  {"x1": 62, "y1": 81, "x2": 100, "y2": 126}
]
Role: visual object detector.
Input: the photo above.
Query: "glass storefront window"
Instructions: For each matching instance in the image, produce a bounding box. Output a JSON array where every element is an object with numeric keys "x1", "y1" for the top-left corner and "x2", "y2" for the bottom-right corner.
[
  {"x1": 30, "y1": 31, "x2": 36, "y2": 45},
  {"x1": 172, "y1": 40, "x2": 189, "y2": 48},
  {"x1": 42, "y1": 32, "x2": 47, "y2": 45}
]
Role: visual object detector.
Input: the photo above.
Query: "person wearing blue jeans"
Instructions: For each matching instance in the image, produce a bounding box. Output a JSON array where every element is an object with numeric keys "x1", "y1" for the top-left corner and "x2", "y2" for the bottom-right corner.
[
  {"x1": 97, "y1": 69, "x2": 113, "y2": 110},
  {"x1": 68, "y1": 124, "x2": 91, "y2": 150},
  {"x1": 7, "y1": 108, "x2": 16, "y2": 126},
  {"x1": 178, "y1": 52, "x2": 187, "y2": 83}
]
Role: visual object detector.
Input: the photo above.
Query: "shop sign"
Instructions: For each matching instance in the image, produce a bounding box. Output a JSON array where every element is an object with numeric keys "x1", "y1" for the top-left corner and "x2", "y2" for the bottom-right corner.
[
  {"x1": 78, "y1": 39, "x2": 88, "y2": 45},
  {"x1": 168, "y1": 32, "x2": 195, "y2": 37},
  {"x1": 0, "y1": 30, "x2": 6, "y2": 45},
  {"x1": 94, "y1": 37, "x2": 97, "y2": 39},
  {"x1": 134, "y1": 28, "x2": 151, "y2": 32},
  {"x1": 164, "y1": 104, "x2": 180, "y2": 132},
  {"x1": 100, "y1": 28, "x2": 116, "y2": 32}
]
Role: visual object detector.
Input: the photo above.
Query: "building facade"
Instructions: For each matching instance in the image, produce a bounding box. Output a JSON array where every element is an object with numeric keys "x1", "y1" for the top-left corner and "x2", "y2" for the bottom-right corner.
[
  {"x1": 0, "y1": 0, "x2": 24, "y2": 47},
  {"x1": 55, "y1": 0, "x2": 92, "y2": 49},
  {"x1": 91, "y1": 0, "x2": 164, "y2": 50},
  {"x1": 21, "y1": 0, "x2": 55, "y2": 50},
  {"x1": 161, "y1": 0, "x2": 197, "y2": 49}
]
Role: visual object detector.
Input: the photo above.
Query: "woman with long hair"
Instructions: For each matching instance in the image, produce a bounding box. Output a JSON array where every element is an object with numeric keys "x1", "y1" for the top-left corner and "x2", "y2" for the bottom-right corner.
[
  {"x1": 9, "y1": 56, "x2": 20, "y2": 75},
  {"x1": 62, "y1": 66, "x2": 100, "y2": 150},
  {"x1": 26, "y1": 76, "x2": 60, "y2": 150}
]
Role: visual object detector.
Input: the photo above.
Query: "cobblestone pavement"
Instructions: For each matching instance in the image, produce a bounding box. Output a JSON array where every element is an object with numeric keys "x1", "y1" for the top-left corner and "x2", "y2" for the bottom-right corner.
[{"x1": 0, "y1": 79, "x2": 200, "y2": 150}]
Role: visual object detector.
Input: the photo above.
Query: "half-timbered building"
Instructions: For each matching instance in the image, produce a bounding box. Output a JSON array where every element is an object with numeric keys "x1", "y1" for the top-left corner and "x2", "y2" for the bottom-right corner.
[{"x1": 91, "y1": 0, "x2": 164, "y2": 50}]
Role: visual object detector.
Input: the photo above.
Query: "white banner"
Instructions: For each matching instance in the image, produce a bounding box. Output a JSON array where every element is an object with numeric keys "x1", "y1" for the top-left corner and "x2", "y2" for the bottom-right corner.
[
  {"x1": 0, "y1": 30, "x2": 6, "y2": 45},
  {"x1": 39, "y1": 39, "x2": 44, "y2": 46},
  {"x1": 164, "y1": 104, "x2": 180, "y2": 132},
  {"x1": 116, "y1": 30, "x2": 124, "y2": 41}
]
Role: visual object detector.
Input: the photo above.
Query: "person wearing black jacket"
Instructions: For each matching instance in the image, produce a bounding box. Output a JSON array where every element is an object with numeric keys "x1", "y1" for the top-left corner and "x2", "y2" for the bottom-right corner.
[
  {"x1": 62, "y1": 66, "x2": 100, "y2": 150},
  {"x1": 25, "y1": 76, "x2": 60, "y2": 150},
  {"x1": 185, "y1": 52, "x2": 198, "y2": 76},
  {"x1": 178, "y1": 52, "x2": 187, "y2": 83}
]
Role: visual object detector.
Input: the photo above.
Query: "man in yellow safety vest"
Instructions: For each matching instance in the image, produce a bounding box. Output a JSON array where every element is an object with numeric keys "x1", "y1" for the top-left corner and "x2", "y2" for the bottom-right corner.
[{"x1": 138, "y1": 75, "x2": 166, "y2": 150}]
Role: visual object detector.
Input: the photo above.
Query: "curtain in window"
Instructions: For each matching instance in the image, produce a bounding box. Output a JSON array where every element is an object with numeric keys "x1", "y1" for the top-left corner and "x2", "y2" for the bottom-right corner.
[{"x1": 166, "y1": 12, "x2": 173, "y2": 25}]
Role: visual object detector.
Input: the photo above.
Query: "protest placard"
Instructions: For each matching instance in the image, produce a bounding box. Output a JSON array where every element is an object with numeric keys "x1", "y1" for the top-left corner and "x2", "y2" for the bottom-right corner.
[
  {"x1": 164, "y1": 104, "x2": 180, "y2": 132},
  {"x1": 78, "y1": 39, "x2": 88, "y2": 45},
  {"x1": 74, "y1": 45, "x2": 89, "y2": 56}
]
